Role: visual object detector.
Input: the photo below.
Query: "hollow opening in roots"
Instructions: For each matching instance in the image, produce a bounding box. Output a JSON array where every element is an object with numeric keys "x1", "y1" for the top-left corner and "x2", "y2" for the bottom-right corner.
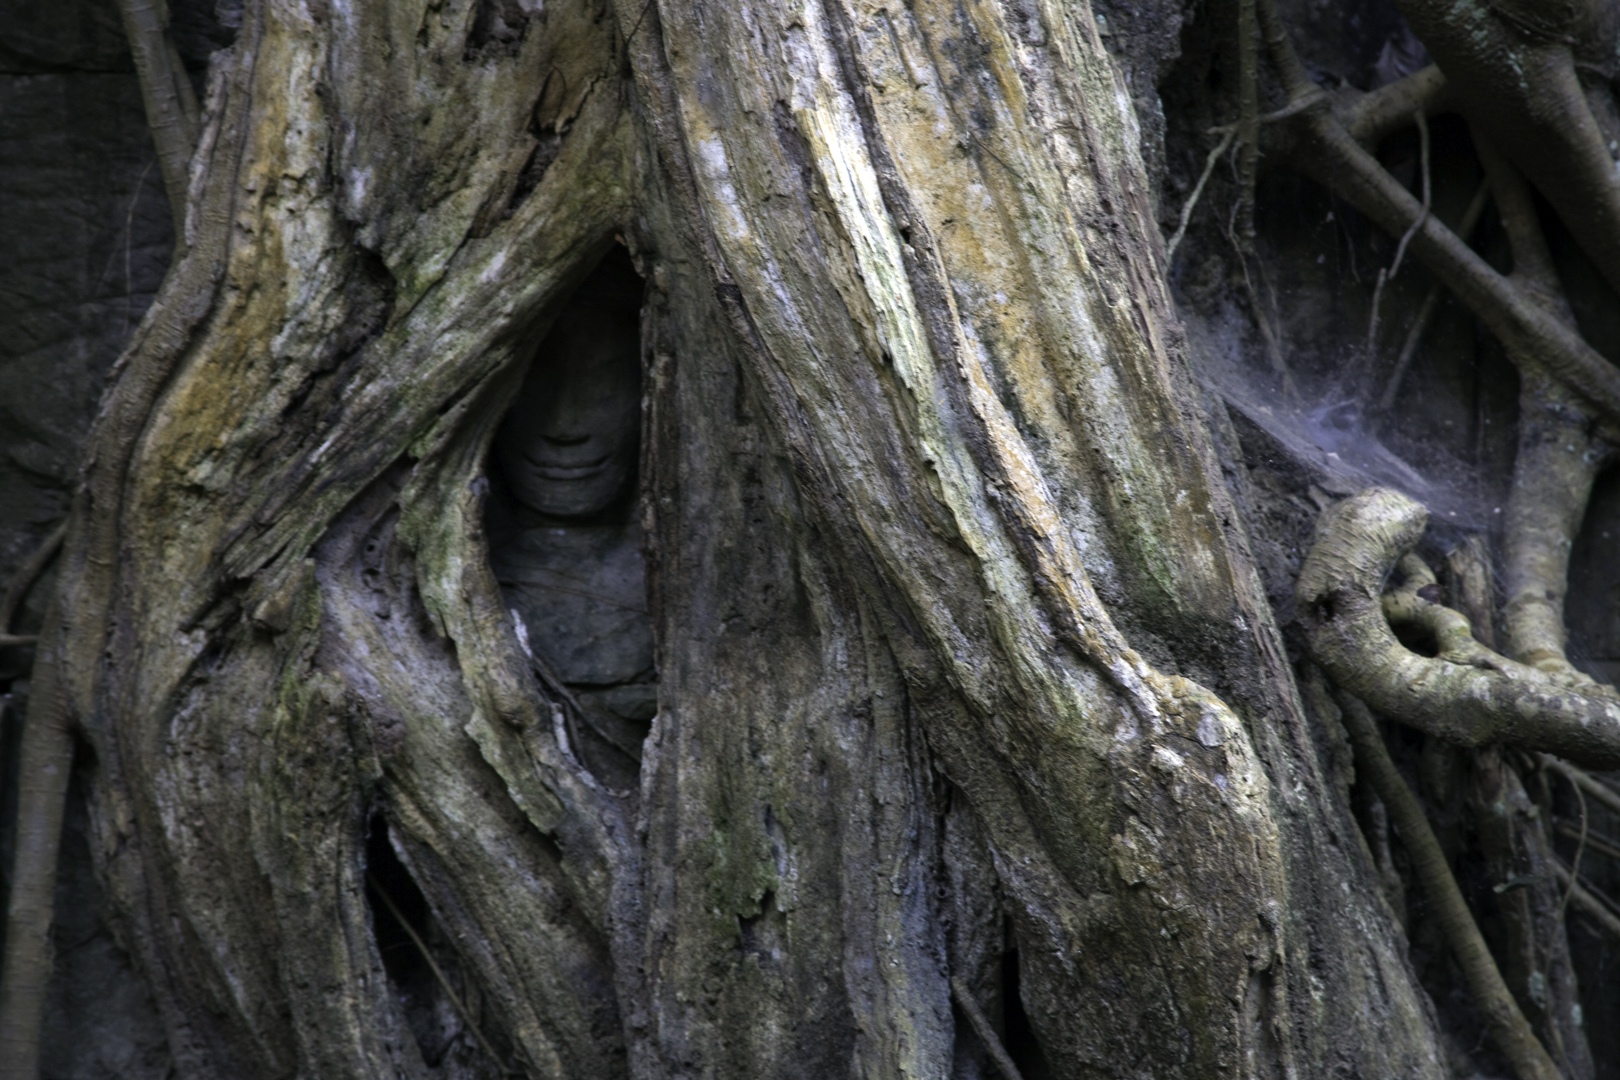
[
  {"x1": 364, "y1": 816, "x2": 508, "y2": 1075},
  {"x1": 1001, "y1": 945, "x2": 1053, "y2": 1080},
  {"x1": 486, "y1": 246, "x2": 653, "y2": 792}
]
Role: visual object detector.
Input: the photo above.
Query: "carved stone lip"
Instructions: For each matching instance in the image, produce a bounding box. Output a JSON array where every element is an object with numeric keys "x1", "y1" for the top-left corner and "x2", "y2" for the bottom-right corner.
[{"x1": 524, "y1": 450, "x2": 609, "y2": 479}]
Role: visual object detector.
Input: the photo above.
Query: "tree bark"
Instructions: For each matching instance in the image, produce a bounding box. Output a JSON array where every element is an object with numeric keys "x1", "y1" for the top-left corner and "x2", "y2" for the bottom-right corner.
[{"x1": 3, "y1": 0, "x2": 1464, "y2": 1076}]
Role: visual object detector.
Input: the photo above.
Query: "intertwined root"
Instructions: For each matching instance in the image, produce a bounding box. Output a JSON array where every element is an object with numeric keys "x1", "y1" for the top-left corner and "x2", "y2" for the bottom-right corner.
[
  {"x1": 1298, "y1": 488, "x2": 1620, "y2": 769},
  {"x1": 1299, "y1": 485, "x2": 1620, "y2": 1077}
]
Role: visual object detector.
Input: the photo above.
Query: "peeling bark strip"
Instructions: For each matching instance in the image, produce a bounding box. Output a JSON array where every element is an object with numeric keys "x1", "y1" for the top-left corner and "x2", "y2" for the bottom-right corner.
[{"x1": 3, "y1": 0, "x2": 1464, "y2": 1076}]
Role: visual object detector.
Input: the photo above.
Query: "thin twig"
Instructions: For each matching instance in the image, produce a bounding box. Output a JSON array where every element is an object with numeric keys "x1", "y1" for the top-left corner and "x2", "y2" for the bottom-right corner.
[
  {"x1": 114, "y1": 0, "x2": 200, "y2": 242},
  {"x1": 1224, "y1": 206, "x2": 1292, "y2": 390},
  {"x1": 950, "y1": 976, "x2": 1026, "y2": 1080},
  {"x1": 1548, "y1": 759, "x2": 1620, "y2": 820},
  {"x1": 1552, "y1": 862, "x2": 1620, "y2": 943},
  {"x1": 1166, "y1": 127, "x2": 1237, "y2": 260},
  {"x1": 1554, "y1": 820, "x2": 1620, "y2": 865},
  {"x1": 1205, "y1": 87, "x2": 1330, "y2": 136},
  {"x1": 365, "y1": 872, "x2": 516, "y2": 1076},
  {"x1": 1366, "y1": 110, "x2": 1430, "y2": 361},
  {"x1": 1556, "y1": 768, "x2": 1588, "y2": 920},
  {"x1": 1378, "y1": 178, "x2": 1491, "y2": 412}
]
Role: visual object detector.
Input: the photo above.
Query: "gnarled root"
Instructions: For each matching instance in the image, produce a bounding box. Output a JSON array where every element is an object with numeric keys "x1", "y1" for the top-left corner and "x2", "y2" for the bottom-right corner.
[{"x1": 1297, "y1": 487, "x2": 1620, "y2": 768}]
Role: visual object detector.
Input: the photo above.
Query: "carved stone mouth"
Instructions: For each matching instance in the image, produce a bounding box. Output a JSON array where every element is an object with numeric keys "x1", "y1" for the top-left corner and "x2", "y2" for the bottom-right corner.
[{"x1": 526, "y1": 451, "x2": 610, "y2": 480}]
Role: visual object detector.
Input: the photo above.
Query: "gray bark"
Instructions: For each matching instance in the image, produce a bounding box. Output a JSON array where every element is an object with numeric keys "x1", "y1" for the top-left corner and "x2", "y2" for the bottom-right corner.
[{"x1": 2, "y1": 0, "x2": 1519, "y2": 1077}]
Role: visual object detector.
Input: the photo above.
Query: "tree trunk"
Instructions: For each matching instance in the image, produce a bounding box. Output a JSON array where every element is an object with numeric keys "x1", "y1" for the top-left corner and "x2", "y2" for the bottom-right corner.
[{"x1": 1, "y1": 0, "x2": 1498, "y2": 1076}]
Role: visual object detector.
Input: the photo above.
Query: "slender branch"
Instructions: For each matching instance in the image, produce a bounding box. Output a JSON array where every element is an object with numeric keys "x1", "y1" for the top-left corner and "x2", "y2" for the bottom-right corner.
[
  {"x1": 1336, "y1": 692, "x2": 1561, "y2": 1080},
  {"x1": 0, "y1": 524, "x2": 66, "y2": 635},
  {"x1": 1342, "y1": 64, "x2": 1454, "y2": 148},
  {"x1": 1253, "y1": 0, "x2": 1315, "y2": 102},
  {"x1": 1365, "y1": 110, "x2": 1430, "y2": 361},
  {"x1": 950, "y1": 977, "x2": 1026, "y2": 1080},
  {"x1": 1474, "y1": 130, "x2": 1561, "y2": 298},
  {"x1": 1547, "y1": 759, "x2": 1620, "y2": 822},
  {"x1": 1378, "y1": 178, "x2": 1491, "y2": 412},
  {"x1": 1556, "y1": 768, "x2": 1588, "y2": 919},
  {"x1": 1165, "y1": 126, "x2": 1237, "y2": 260},
  {"x1": 0, "y1": 525, "x2": 69, "y2": 1080},
  {"x1": 0, "y1": 612, "x2": 74, "y2": 1080},
  {"x1": 1223, "y1": 209, "x2": 1292, "y2": 389},
  {"x1": 1552, "y1": 862, "x2": 1620, "y2": 943},
  {"x1": 1554, "y1": 820, "x2": 1620, "y2": 864}
]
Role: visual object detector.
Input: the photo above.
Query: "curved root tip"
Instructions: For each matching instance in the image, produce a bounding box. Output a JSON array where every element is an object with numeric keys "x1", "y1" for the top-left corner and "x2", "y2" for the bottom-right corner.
[{"x1": 1299, "y1": 488, "x2": 1620, "y2": 769}]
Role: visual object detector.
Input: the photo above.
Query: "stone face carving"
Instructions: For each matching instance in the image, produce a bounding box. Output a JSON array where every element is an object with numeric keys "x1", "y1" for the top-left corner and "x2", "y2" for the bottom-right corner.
[{"x1": 486, "y1": 252, "x2": 652, "y2": 787}]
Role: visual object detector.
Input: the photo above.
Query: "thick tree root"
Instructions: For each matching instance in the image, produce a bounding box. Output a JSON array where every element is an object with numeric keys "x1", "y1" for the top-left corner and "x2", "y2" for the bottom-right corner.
[
  {"x1": 114, "y1": 0, "x2": 199, "y2": 240},
  {"x1": 1336, "y1": 693, "x2": 1561, "y2": 1080},
  {"x1": 1503, "y1": 373, "x2": 1615, "y2": 687},
  {"x1": 1380, "y1": 552, "x2": 1501, "y2": 670},
  {"x1": 0, "y1": 624, "x2": 73, "y2": 1080},
  {"x1": 1297, "y1": 488, "x2": 1620, "y2": 768}
]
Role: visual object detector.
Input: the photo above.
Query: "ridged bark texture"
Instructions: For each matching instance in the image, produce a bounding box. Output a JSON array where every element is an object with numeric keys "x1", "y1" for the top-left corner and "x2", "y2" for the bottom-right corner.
[{"x1": 23, "y1": 0, "x2": 1457, "y2": 1077}]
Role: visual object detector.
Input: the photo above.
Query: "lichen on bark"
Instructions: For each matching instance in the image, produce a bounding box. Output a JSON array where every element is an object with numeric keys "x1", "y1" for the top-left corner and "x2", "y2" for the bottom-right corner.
[{"x1": 21, "y1": 0, "x2": 1620, "y2": 1076}]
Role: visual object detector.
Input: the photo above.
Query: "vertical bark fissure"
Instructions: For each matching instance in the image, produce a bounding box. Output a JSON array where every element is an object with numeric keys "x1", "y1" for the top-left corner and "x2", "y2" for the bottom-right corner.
[{"x1": 24, "y1": 0, "x2": 1609, "y2": 1073}]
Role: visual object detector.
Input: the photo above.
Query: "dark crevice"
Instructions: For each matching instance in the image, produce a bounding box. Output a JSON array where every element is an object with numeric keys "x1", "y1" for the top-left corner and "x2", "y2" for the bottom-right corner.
[
  {"x1": 466, "y1": 0, "x2": 534, "y2": 61},
  {"x1": 1001, "y1": 946, "x2": 1053, "y2": 1080},
  {"x1": 503, "y1": 134, "x2": 561, "y2": 217},
  {"x1": 364, "y1": 815, "x2": 510, "y2": 1076}
]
